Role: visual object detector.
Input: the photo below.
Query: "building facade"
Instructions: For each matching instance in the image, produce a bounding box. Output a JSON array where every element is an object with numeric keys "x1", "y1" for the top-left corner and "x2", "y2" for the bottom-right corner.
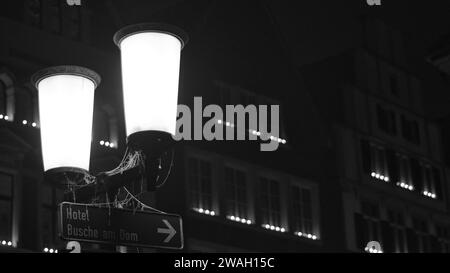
[
  {"x1": 1, "y1": 1, "x2": 449, "y2": 254},
  {"x1": 302, "y1": 18, "x2": 450, "y2": 253}
]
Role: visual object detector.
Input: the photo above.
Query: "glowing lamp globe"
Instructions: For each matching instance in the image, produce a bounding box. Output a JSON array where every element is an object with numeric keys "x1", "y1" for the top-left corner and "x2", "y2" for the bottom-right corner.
[
  {"x1": 114, "y1": 23, "x2": 187, "y2": 153},
  {"x1": 32, "y1": 66, "x2": 101, "y2": 175}
]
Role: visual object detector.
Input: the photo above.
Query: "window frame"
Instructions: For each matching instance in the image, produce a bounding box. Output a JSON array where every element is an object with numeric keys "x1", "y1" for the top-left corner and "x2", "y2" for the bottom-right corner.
[
  {"x1": 290, "y1": 183, "x2": 315, "y2": 235},
  {"x1": 259, "y1": 177, "x2": 282, "y2": 228},
  {"x1": 224, "y1": 165, "x2": 250, "y2": 220},
  {"x1": 187, "y1": 155, "x2": 214, "y2": 212}
]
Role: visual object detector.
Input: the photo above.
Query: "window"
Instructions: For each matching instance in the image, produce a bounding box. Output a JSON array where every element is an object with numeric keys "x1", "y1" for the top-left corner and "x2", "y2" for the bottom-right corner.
[
  {"x1": 420, "y1": 164, "x2": 442, "y2": 199},
  {"x1": 388, "y1": 210, "x2": 408, "y2": 253},
  {"x1": 0, "y1": 173, "x2": 13, "y2": 241},
  {"x1": 354, "y1": 201, "x2": 384, "y2": 252},
  {"x1": 436, "y1": 225, "x2": 450, "y2": 253},
  {"x1": 48, "y1": 0, "x2": 62, "y2": 34},
  {"x1": 398, "y1": 155, "x2": 411, "y2": 185},
  {"x1": 15, "y1": 87, "x2": 35, "y2": 123},
  {"x1": 41, "y1": 185, "x2": 56, "y2": 246},
  {"x1": 401, "y1": 115, "x2": 420, "y2": 145},
  {"x1": 360, "y1": 139, "x2": 389, "y2": 179},
  {"x1": 25, "y1": 0, "x2": 43, "y2": 28},
  {"x1": 0, "y1": 81, "x2": 6, "y2": 115},
  {"x1": 361, "y1": 201, "x2": 382, "y2": 243},
  {"x1": 291, "y1": 185, "x2": 313, "y2": 235},
  {"x1": 260, "y1": 178, "x2": 281, "y2": 227},
  {"x1": 67, "y1": 6, "x2": 82, "y2": 39},
  {"x1": 376, "y1": 104, "x2": 397, "y2": 136},
  {"x1": 410, "y1": 160, "x2": 442, "y2": 199},
  {"x1": 412, "y1": 218, "x2": 431, "y2": 253},
  {"x1": 225, "y1": 167, "x2": 248, "y2": 219},
  {"x1": 188, "y1": 157, "x2": 213, "y2": 211},
  {"x1": 370, "y1": 143, "x2": 388, "y2": 178},
  {"x1": 422, "y1": 164, "x2": 434, "y2": 193}
]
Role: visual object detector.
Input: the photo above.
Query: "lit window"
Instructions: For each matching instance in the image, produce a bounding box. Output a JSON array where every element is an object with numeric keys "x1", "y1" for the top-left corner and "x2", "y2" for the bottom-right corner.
[
  {"x1": 260, "y1": 177, "x2": 281, "y2": 228},
  {"x1": 291, "y1": 185, "x2": 314, "y2": 236},
  {"x1": 225, "y1": 167, "x2": 249, "y2": 222},
  {"x1": 188, "y1": 157, "x2": 213, "y2": 212}
]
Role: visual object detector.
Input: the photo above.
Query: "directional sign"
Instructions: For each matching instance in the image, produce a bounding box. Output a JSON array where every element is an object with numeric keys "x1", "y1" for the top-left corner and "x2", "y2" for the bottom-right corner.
[{"x1": 58, "y1": 202, "x2": 183, "y2": 250}]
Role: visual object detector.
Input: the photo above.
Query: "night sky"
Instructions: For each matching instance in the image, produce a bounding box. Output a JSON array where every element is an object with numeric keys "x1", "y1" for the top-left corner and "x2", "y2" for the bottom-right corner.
[{"x1": 87, "y1": 0, "x2": 450, "y2": 117}]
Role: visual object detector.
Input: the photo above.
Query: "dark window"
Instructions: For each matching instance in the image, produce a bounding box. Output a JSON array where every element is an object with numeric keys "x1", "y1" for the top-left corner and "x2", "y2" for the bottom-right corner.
[
  {"x1": 376, "y1": 104, "x2": 397, "y2": 136},
  {"x1": 25, "y1": 0, "x2": 43, "y2": 28},
  {"x1": 387, "y1": 210, "x2": 408, "y2": 253},
  {"x1": 291, "y1": 185, "x2": 313, "y2": 235},
  {"x1": 188, "y1": 158, "x2": 213, "y2": 210},
  {"x1": 49, "y1": 0, "x2": 62, "y2": 34},
  {"x1": 67, "y1": 6, "x2": 82, "y2": 39},
  {"x1": 260, "y1": 178, "x2": 281, "y2": 227},
  {"x1": 401, "y1": 115, "x2": 421, "y2": 145},
  {"x1": 412, "y1": 218, "x2": 431, "y2": 253},
  {"x1": 360, "y1": 139, "x2": 371, "y2": 175},
  {"x1": 410, "y1": 158, "x2": 423, "y2": 191},
  {"x1": 225, "y1": 167, "x2": 248, "y2": 219},
  {"x1": 41, "y1": 185, "x2": 56, "y2": 246},
  {"x1": 436, "y1": 225, "x2": 450, "y2": 253},
  {"x1": 433, "y1": 167, "x2": 443, "y2": 200},
  {"x1": 358, "y1": 201, "x2": 382, "y2": 247},
  {"x1": 0, "y1": 173, "x2": 13, "y2": 241},
  {"x1": 15, "y1": 88, "x2": 35, "y2": 122}
]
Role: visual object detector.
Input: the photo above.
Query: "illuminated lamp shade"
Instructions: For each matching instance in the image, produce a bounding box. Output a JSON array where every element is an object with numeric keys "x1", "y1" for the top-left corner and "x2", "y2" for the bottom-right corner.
[
  {"x1": 32, "y1": 66, "x2": 100, "y2": 175},
  {"x1": 114, "y1": 23, "x2": 188, "y2": 153}
]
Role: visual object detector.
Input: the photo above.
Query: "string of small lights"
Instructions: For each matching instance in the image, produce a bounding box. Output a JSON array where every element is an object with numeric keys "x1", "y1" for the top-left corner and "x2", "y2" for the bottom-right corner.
[
  {"x1": 371, "y1": 171, "x2": 437, "y2": 199},
  {"x1": 99, "y1": 140, "x2": 116, "y2": 149},
  {"x1": 1, "y1": 240, "x2": 13, "y2": 247},
  {"x1": 217, "y1": 119, "x2": 287, "y2": 144},
  {"x1": 227, "y1": 215, "x2": 252, "y2": 225},
  {"x1": 193, "y1": 207, "x2": 216, "y2": 216},
  {"x1": 43, "y1": 247, "x2": 58, "y2": 253},
  {"x1": 295, "y1": 232, "x2": 318, "y2": 241}
]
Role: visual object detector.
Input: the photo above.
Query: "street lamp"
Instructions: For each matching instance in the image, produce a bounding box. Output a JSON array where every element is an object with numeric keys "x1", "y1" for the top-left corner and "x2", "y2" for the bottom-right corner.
[
  {"x1": 32, "y1": 23, "x2": 187, "y2": 200},
  {"x1": 114, "y1": 23, "x2": 188, "y2": 155},
  {"x1": 32, "y1": 66, "x2": 101, "y2": 187}
]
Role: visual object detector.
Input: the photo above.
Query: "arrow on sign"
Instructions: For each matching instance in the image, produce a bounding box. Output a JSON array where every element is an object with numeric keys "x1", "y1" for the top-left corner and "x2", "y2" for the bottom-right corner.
[{"x1": 158, "y1": 219, "x2": 176, "y2": 243}]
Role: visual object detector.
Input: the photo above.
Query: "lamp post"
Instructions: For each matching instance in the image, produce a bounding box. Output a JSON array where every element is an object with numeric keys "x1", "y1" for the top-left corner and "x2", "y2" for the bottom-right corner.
[{"x1": 32, "y1": 23, "x2": 187, "y2": 202}]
